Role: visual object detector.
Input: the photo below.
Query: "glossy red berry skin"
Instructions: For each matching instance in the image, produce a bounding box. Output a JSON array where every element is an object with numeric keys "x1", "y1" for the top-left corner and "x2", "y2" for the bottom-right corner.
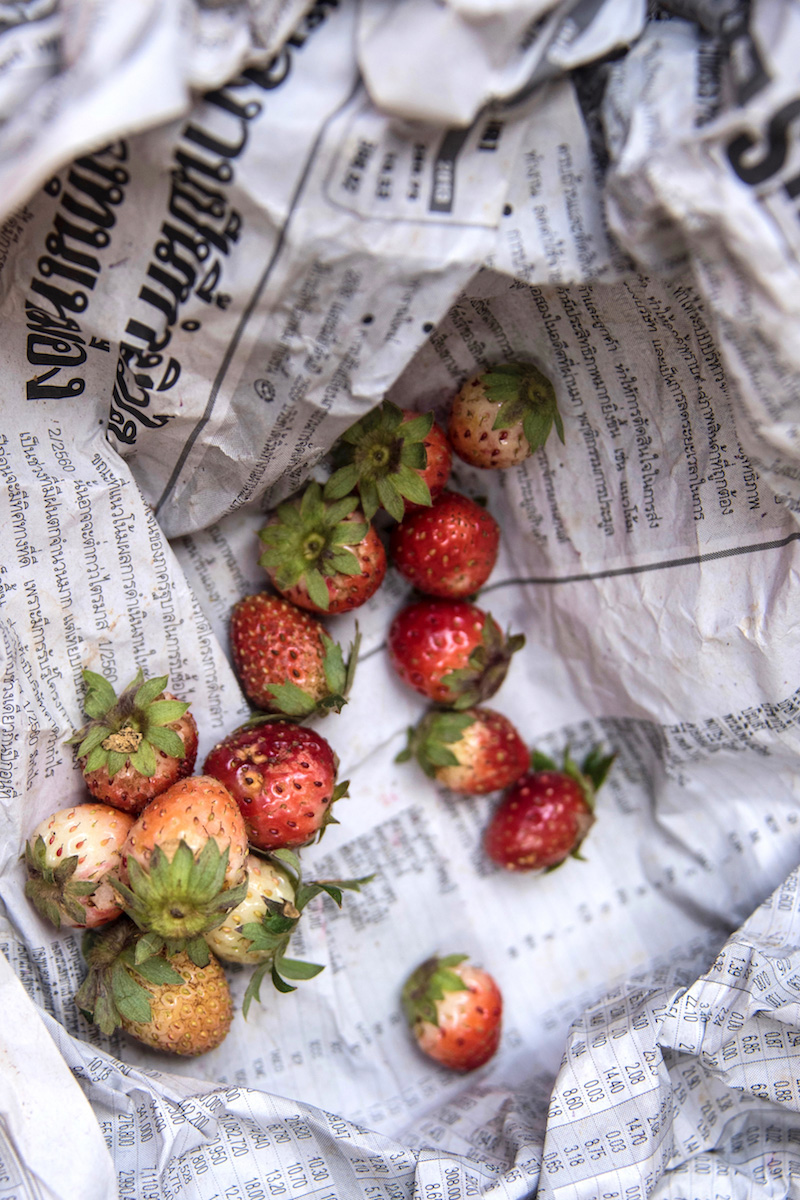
[
  {"x1": 387, "y1": 599, "x2": 485, "y2": 702},
  {"x1": 484, "y1": 771, "x2": 595, "y2": 871},
  {"x1": 204, "y1": 722, "x2": 340, "y2": 851},
  {"x1": 404, "y1": 416, "x2": 453, "y2": 511},
  {"x1": 389, "y1": 491, "x2": 499, "y2": 599}
]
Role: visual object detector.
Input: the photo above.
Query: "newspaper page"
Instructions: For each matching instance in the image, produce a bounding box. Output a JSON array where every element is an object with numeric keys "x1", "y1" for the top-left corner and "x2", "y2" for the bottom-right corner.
[{"x1": 1, "y1": 1, "x2": 800, "y2": 1199}]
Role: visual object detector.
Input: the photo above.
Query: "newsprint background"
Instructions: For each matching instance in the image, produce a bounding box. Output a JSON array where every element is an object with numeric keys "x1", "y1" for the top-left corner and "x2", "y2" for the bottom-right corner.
[{"x1": 2, "y1": 2, "x2": 800, "y2": 1199}]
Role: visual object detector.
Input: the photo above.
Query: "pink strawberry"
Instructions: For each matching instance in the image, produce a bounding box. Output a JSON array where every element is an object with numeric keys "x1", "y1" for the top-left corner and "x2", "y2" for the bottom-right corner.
[
  {"x1": 387, "y1": 599, "x2": 524, "y2": 708},
  {"x1": 397, "y1": 706, "x2": 529, "y2": 795},
  {"x1": 402, "y1": 953, "x2": 502, "y2": 1071},
  {"x1": 258, "y1": 481, "x2": 386, "y2": 614},
  {"x1": 484, "y1": 746, "x2": 614, "y2": 870},
  {"x1": 24, "y1": 803, "x2": 134, "y2": 928},
  {"x1": 229, "y1": 593, "x2": 359, "y2": 717},
  {"x1": 389, "y1": 491, "x2": 500, "y2": 599},
  {"x1": 203, "y1": 721, "x2": 347, "y2": 851},
  {"x1": 448, "y1": 362, "x2": 563, "y2": 469},
  {"x1": 68, "y1": 669, "x2": 198, "y2": 815},
  {"x1": 323, "y1": 400, "x2": 452, "y2": 521},
  {"x1": 112, "y1": 775, "x2": 249, "y2": 963}
]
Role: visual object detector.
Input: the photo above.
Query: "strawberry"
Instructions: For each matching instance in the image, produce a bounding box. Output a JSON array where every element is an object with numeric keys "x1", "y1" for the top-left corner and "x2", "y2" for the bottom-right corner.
[
  {"x1": 203, "y1": 721, "x2": 347, "y2": 851},
  {"x1": 112, "y1": 775, "x2": 249, "y2": 964},
  {"x1": 258, "y1": 480, "x2": 386, "y2": 614},
  {"x1": 76, "y1": 918, "x2": 232, "y2": 1056},
  {"x1": 323, "y1": 400, "x2": 452, "y2": 521},
  {"x1": 229, "y1": 593, "x2": 360, "y2": 718},
  {"x1": 389, "y1": 491, "x2": 500, "y2": 599},
  {"x1": 402, "y1": 953, "x2": 502, "y2": 1071},
  {"x1": 448, "y1": 362, "x2": 563, "y2": 469},
  {"x1": 207, "y1": 848, "x2": 370, "y2": 1014},
  {"x1": 397, "y1": 707, "x2": 529, "y2": 795},
  {"x1": 484, "y1": 746, "x2": 615, "y2": 871},
  {"x1": 68, "y1": 669, "x2": 198, "y2": 815},
  {"x1": 387, "y1": 599, "x2": 524, "y2": 709},
  {"x1": 24, "y1": 803, "x2": 134, "y2": 929}
]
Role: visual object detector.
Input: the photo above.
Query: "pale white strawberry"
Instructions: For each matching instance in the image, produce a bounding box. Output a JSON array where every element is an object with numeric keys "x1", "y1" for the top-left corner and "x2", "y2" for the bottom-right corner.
[
  {"x1": 25, "y1": 803, "x2": 134, "y2": 928},
  {"x1": 206, "y1": 853, "x2": 297, "y2": 965}
]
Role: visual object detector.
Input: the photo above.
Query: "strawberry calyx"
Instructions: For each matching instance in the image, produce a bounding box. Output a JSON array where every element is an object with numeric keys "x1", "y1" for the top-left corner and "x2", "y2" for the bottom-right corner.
[
  {"x1": 258, "y1": 482, "x2": 369, "y2": 612},
  {"x1": 110, "y1": 839, "x2": 248, "y2": 961},
  {"x1": 396, "y1": 710, "x2": 475, "y2": 777},
  {"x1": 531, "y1": 744, "x2": 616, "y2": 815},
  {"x1": 241, "y1": 848, "x2": 372, "y2": 1014},
  {"x1": 24, "y1": 836, "x2": 97, "y2": 928},
  {"x1": 479, "y1": 362, "x2": 564, "y2": 452},
  {"x1": 68, "y1": 668, "x2": 190, "y2": 780},
  {"x1": 253, "y1": 624, "x2": 361, "y2": 721},
  {"x1": 401, "y1": 953, "x2": 469, "y2": 1028},
  {"x1": 75, "y1": 917, "x2": 186, "y2": 1037},
  {"x1": 442, "y1": 616, "x2": 525, "y2": 710},
  {"x1": 324, "y1": 401, "x2": 434, "y2": 522}
]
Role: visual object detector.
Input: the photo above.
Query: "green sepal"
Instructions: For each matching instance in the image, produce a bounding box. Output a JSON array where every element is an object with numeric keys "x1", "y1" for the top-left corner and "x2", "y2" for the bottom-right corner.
[
  {"x1": 277, "y1": 957, "x2": 324, "y2": 981},
  {"x1": 479, "y1": 361, "x2": 564, "y2": 452},
  {"x1": 323, "y1": 400, "x2": 434, "y2": 521},
  {"x1": 128, "y1": 740, "x2": 156, "y2": 777},
  {"x1": 112, "y1": 839, "x2": 247, "y2": 945},
  {"x1": 24, "y1": 838, "x2": 98, "y2": 930},
  {"x1": 441, "y1": 616, "x2": 525, "y2": 710},
  {"x1": 264, "y1": 681, "x2": 319, "y2": 718},
  {"x1": 238, "y1": 854, "x2": 371, "y2": 1016},
  {"x1": 324, "y1": 462, "x2": 361, "y2": 501},
  {"x1": 398, "y1": 711, "x2": 475, "y2": 778},
  {"x1": 401, "y1": 953, "x2": 469, "y2": 1028},
  {"x1": 68, "y1": 666, "x2": 191, "y2": 780},
  {"x1": 75, "y1": 918, "x2": 189, "y2": 1037}
]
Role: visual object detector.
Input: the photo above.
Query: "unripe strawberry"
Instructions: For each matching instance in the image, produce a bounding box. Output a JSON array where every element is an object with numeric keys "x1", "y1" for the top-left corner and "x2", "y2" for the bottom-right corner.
[
  {"x1": 112, "y1": 776, "x2": 249, "y2": 962},
  {"x1": 448, "y1": 362, "x2": 563, "y2": 469},
  {"x1": 25, "y1": 803, "x2": 134, "y2": 928},
  {"x1": 76, "y1": 919, "x2": 232, "y2": 1056},
  {"x1": 206, "y1": 853, "x2": 297, "y2": 965}
]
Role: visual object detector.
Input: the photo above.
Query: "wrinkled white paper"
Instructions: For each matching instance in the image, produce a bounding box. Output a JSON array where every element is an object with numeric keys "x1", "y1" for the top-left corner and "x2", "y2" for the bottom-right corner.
[{"x1": 1, "y1": 1, "x2": 800, "y2": 1199}]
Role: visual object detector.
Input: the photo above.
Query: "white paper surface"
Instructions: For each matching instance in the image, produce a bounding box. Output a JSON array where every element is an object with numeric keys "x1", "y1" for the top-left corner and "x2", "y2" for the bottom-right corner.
[{"x1": 1, "y1": 2, "x2": 800, "y2": 1199}]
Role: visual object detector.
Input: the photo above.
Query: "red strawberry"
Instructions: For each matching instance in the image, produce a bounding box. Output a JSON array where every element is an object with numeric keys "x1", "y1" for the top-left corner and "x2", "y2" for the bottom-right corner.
[
  {"x1": 402, "y1": 953, "x2": 502, "y2": 1071},
  {"x1": 112, "y1": 775, "x2": 249, "y2": 963},
  {"x1": 258, "y1": 480, "x2": 386, "y2": 614},
  {"x1": 229, "y1": 593, "x2": 359, "y2": 717},
  {"x1": 389, "y1": 491, "x2": 499, "y2": 599},
  {"x1": 203, "y1": 721, "x2": 347, "y2": 851},
  {"x1": 484, "y1": 746, "x2": 615, "y2": 871},
  {"x1": 324, "y1": 401, "x2": 452, "y2": 521},
  {"x1": 448, "y1": 362, "x2": 563, "y2": 469},
  {"x1": 24, "y1": 803, "x2": 134, "y2": 929},
  {"x1": 68, "y1": 669, "x2": 198, "y2": 815},
  {"x1": 387, "y1": 599, "x2": 524, "y2": 708},
  {"x1": 397, "y1": 707, "x2": 529, "y2": 795}
]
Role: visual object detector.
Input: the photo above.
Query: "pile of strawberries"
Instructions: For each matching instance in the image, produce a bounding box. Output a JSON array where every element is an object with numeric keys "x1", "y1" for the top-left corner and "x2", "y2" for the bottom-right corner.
[
  {"x1": 25, "y1": 669, "x2": 368, "y2": 1056},
  {"x1": 24, "y1": 360, "x2": 613, "y2": 1072}
]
